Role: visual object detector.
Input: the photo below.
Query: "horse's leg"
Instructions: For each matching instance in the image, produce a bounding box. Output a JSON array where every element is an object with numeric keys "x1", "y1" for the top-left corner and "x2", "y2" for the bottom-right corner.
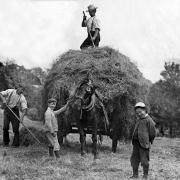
[
  {"x1": 79, "y1": 125, "x2": 86, "y2": 156},
  {"x1": 112, "y1": 139, "x2": 118, "y2": 153},
  {"x1": 99, "y1": 134, "x2": 103, "y2": 144},
  {"x1": 57, "y1": 129, "x2": 64, "y2": 146},
  {"x1": 92, "y1": 123, "x2": 98, "y2": 159},
  {"x1": 112, "y1": 131, "x2": 118, "y2": 153}
]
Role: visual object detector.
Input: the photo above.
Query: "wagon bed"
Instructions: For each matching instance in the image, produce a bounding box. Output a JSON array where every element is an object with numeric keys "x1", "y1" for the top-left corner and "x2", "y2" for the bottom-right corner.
[{"x1": 67, "y1": 122, "x2": 109, "y2": 136}]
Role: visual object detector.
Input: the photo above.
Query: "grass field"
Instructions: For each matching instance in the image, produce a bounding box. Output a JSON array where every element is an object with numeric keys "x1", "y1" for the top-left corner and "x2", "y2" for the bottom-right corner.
[{"x1": 0, "y1": 110, "x2": 180, "y2": 180}]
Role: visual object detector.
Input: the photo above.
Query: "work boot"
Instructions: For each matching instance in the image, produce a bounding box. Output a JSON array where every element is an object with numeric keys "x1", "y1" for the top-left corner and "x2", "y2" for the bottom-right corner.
[
  {"x1": 3, "y1": 144, "x2": 9, "y2": 147},
  {"x1": 12, "y1": 132, "x2": 20, "y2": 147},
  {"x1": 130, "y1": 168, "x2": 138, "y2": 178},
  {"x1": 143, "y1": 165, "x2": 149, "y2": 179},
  {"x1": 54, "y1": 151, "x2": 60, "y2": 158},
  {"x1": 130, "y1": 174, "x2": 138, "y2": 179},
  {"x1": 3, "y1": 129, "x2": 10, "y2": 146},
  {"x1": 48, "y1": 147, "x2": 54, "y2": 157},
  {"x1": 112, "y1": 139, "x2": 118, "y2": 153},
  {"x1": 142, "y1": 175, "x2": 148, "y2": 179}
]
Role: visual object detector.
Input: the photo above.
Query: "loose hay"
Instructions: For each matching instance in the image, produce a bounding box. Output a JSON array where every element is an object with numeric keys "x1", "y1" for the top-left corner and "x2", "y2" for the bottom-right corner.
[
  {"x1": 44, "y1": 47, "x2": 150, "y2": 101},
  {"x1": 19, "y1": 127, "x2": 48, "y2": 146}
]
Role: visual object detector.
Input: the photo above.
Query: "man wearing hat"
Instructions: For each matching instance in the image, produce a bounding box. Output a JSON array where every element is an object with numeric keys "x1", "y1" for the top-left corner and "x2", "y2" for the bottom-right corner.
[
  {"x1": 130, "y1": 102, "x2": 156, "y2": 179},
  {"x1": 0, "y1": 85, "x2": 27, "y2": 147},
  {"x1": 80, "y1": 4, "x2": 101, "y2": 49},
  {"x1": 44, "y1": 98, "x2": 69, "y2": 158}
]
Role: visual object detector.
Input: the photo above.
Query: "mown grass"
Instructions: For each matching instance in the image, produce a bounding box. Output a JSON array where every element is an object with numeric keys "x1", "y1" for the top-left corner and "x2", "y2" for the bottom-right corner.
[{"x1": 0, "y1": 135, "x2": 180, "y2": 180}]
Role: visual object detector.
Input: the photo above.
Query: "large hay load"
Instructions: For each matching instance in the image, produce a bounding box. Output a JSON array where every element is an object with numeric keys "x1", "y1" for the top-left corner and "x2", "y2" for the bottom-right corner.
[{"x1": 43, "y1": 47, "x2": 151, "y2": 146}]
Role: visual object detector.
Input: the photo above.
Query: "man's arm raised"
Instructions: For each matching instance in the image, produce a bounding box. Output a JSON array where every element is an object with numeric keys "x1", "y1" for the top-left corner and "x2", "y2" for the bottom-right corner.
[{"x1": 81, "y1": 11, "x2": 87, "y2": 27}]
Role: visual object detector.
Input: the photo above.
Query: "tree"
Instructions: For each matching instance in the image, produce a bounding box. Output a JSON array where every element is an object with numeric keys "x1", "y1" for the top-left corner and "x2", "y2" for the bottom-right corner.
[
  {"x1": 30, "y1": 67, "x2": 47, "y2": 85},
  {"x1": 0, "y1": 62, "x2": 8, "y2": 90},
  {"x1": 0, "y1": 59, "x2": 46, "y2": 121},
  {"x1": 149, "y1": 61, "x2": 180, "y2": 137}
]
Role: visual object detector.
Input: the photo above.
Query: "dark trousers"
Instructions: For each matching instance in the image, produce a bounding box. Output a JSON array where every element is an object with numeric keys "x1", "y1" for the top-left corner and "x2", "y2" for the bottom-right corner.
[
  {"x1": 130, "y1": 140, "x2": 149, "y2": 175},
  {"x1": 80, "y1": 31, "x2": 100, "y2": 49},
  {"x1": 3, "y1": 106, "x2": 20, "y2": 146}
]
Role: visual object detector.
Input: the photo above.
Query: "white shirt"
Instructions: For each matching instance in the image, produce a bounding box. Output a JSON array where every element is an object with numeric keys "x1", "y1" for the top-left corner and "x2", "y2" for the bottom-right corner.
[
  {"x1": 85, "y1": 16, "x2": 100, "y2": 32},
  {"x1": 44, "y1": 107, "x2": 58, "y2": 133},
  {"x1": 44, "y1": 105, "x2": 67, "y2": 133},
  {"x1": 0, "y1": 89, "x2": 27, "y2": 110}
]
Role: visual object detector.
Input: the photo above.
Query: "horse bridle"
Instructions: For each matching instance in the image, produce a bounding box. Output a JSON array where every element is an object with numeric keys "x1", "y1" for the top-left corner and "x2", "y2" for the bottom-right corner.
[{"x1": 68, "y1": 92, "x2": 95, "y2": 120}]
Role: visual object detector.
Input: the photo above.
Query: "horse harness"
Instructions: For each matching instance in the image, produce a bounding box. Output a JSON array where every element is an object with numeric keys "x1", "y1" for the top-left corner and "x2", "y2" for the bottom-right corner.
[
  {"x1": 72, "y1": 81, "x2": 109, "y2": 132},
  {"x1": 80, "y1": 94, "x2": 96, "y2": 119}
]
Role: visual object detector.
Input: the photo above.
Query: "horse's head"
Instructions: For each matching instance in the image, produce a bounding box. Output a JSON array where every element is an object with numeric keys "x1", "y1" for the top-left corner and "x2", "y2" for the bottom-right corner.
[
  {"x1": 66, "y1": 79, "x2": 96, "y2": 116},
  {"x1": 77, "y1": 79, "x2": 95, "y2": 103}
]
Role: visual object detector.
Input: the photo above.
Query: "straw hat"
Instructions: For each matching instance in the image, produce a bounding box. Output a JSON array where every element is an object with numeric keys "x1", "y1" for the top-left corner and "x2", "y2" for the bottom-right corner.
[{"x1": 86, "y1": 4, "x2": 98, "y2": 12}]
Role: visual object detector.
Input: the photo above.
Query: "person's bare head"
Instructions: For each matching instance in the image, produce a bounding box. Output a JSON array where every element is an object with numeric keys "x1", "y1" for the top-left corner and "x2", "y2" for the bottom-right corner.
[
  {"x1": 89, "y1": 9, "x2": 96, "y2": 17},
  {"x1": 16, "y1": 87, "x2": 23, "y2": 95},
  {"x1": 16, "y1": 84, "x2": 24, "y2": 95},
  {"x1": 48, "y1": 98, "x2": 57, "y2": 110}
]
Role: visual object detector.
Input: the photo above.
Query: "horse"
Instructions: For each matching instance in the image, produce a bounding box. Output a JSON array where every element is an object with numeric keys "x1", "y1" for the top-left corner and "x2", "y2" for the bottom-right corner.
[{"x1": 65, "y1": 80, "x2": 109, "y2": 159}]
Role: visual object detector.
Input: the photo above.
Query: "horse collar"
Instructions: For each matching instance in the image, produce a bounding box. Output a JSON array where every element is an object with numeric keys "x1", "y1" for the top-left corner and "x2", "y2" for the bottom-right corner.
[{"x1": 82, "y1": 94, "x2": 95, "y2": 112}]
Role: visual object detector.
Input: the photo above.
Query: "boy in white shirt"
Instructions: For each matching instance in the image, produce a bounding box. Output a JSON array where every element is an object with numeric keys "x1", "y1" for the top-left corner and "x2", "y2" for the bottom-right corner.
[{"x1": 44, "y1": 98, "x2": 68, "y2": 158}]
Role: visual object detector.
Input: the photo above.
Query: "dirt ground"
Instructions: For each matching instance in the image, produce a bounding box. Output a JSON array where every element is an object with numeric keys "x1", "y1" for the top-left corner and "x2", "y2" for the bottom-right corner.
[{"x1": 0, "y1": 110, "x2": 180, "y2": 180}]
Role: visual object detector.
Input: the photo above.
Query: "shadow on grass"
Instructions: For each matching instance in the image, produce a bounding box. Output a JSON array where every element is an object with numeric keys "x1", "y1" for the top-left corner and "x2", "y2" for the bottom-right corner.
[
  {"x1": 60, "y1": 140, "x2": 112, "y2": 155},
  {"x1": 93, "y1": 167, "x2": 123, "y2": 172},
  {"x1": 14, "y1": 148, "x2": 47, "y2": 160}
]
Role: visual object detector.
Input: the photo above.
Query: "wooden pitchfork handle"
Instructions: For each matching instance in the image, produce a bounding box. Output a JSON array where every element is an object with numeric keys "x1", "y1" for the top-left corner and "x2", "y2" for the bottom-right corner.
[
  {"x1": 5, "y1": 104, "x2": 41, "y2": 145},
  {"x1": 88, "y1": 29, "x2": 95, "y2": 48}
]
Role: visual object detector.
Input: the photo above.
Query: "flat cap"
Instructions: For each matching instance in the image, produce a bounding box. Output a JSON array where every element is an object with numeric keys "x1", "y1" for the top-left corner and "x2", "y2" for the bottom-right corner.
[
  {"x1": 134, "y1": 102, "x2": 146, "y2": 109},
  {"x1": 48, "y1": 98, "x2": 57, "y2": 103}
]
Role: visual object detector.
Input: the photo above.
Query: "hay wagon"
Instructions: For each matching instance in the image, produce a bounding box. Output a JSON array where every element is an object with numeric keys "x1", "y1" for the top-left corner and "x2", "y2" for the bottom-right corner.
[{"x1": 43, "y1": 47, "x2": 150, "y2": 152}]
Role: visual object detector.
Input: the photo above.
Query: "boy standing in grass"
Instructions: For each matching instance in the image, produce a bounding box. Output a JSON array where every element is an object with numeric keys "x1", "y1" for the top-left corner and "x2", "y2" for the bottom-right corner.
[
  {"x1": 44, "y1": 98, "x2": 68, "y2": 158},
  {"x1": 130, "y1": 102, "x2": 156, "y2": 179}
]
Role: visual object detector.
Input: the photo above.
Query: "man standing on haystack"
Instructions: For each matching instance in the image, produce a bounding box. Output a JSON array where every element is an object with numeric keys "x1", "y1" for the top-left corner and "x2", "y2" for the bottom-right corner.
[
  {"x1": 0, "y1": 84, "x2": 27, "y2": 147},
  {"x1": 80, "y1": 4, "x2": 101, "y2": 49},
  {"x1": 130, "y1": 102, "x2": 156, "y2": 179}
]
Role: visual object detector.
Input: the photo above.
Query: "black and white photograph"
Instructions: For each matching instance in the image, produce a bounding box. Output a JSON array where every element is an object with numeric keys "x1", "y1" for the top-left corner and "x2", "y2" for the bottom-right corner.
[{"x1": 0, "y1": 0, "x2": 180, "y2": 179}]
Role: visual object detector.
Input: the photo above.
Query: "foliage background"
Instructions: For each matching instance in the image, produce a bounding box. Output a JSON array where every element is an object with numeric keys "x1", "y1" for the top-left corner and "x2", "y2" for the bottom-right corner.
[
  {"x1": 0, "y1": 59, "x2": 47, "y2": 121},
  {"x1": 148, "y1": 61, "x2": 180, "y2": 137}
]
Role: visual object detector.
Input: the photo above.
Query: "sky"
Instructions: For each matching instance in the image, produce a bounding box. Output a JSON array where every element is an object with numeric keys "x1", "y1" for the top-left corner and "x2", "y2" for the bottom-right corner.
[{"x1": 0, "y1": 0, "x2": 180, "y2": 82}]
